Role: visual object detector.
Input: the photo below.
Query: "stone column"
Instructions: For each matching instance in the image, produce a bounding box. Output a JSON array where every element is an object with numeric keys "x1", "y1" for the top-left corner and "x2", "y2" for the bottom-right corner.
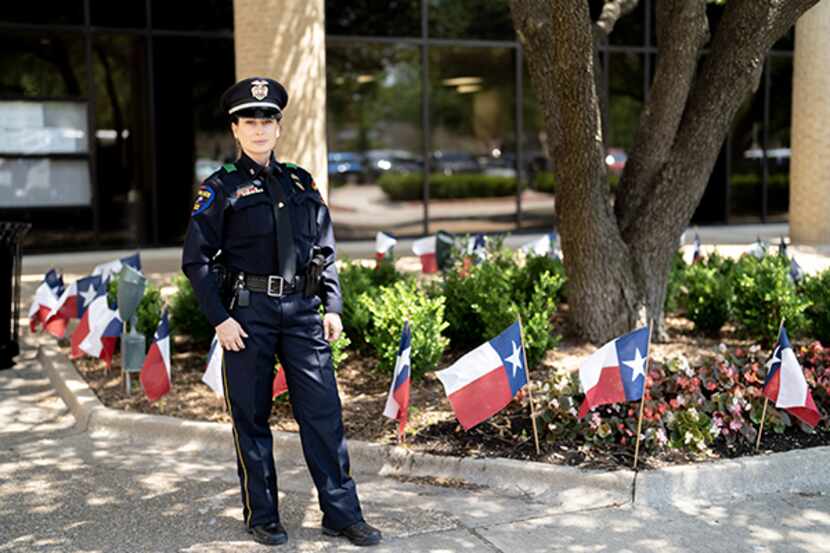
[
  {"x1": 233, "y1": 0, "x2": 329, "y2": 198},
  {"x1": 790, "y1": 1, "x2": 830, "y2": 246}
]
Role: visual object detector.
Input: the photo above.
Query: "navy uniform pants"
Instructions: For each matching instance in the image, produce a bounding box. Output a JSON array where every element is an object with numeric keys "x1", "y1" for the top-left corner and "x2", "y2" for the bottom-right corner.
[{"x1": 222, "y1": 290, "x2": 363, "y2": 530}]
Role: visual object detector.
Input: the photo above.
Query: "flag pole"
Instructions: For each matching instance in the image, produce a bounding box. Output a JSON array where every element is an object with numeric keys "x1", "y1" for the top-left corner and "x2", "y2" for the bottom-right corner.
[
  {"x1": 633, "y1": 320, "x2": 653, "y2": 471},
  {"x1": 517, "y1": 315, "x2": 541, "y2": 456},
  {"x1": 756, "y1": 317, "x2": 786, "y2": 452}
]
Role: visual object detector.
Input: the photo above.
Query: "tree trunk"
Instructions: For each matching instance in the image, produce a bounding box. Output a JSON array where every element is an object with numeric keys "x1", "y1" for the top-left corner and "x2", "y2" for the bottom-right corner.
[{"x1": 510, "y1": 0, "x2": 820, "y2": 343}]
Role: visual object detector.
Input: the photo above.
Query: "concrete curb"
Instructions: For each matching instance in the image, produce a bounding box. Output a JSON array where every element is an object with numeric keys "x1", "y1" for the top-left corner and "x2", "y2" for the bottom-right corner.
[{"x1": 36, "y1": 339, "x2": 830, "y2": 509}]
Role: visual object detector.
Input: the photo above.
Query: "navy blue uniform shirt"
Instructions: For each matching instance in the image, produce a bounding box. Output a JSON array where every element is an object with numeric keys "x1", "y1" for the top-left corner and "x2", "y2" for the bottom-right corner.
[{"x1": 182, "y1": 152, "x2": 343, "y2": 327}]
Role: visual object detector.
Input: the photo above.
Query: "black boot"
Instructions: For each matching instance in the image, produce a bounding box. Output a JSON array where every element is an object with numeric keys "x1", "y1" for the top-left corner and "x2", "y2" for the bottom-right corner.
[
  {"x1": 322, "y1": 521, "x2": 382, "y2": 546},
  {"x1": 247, "y1": 521, "x2": 288, "y2": 546}
]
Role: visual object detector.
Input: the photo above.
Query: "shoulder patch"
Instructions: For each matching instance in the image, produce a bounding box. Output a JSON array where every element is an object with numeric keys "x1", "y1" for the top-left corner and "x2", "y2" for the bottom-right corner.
[
  {"x1": 223, "y1": 163, "x2": 237, "y2": 173},
  {"x1": 191, "y1": 184, "x2": 216, "y2": 216}
]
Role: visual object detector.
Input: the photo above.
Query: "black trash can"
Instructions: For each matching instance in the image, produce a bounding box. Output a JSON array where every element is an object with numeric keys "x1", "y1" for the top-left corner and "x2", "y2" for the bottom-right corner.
[{"x1": 1, "y1": 222, "x2": 31, "y2": 369}]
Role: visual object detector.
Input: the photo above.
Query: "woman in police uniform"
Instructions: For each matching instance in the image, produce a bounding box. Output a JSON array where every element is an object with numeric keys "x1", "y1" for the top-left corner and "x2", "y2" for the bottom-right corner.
[{"x1": 182, "y1": 77, "x2": 381, "y2": 547}]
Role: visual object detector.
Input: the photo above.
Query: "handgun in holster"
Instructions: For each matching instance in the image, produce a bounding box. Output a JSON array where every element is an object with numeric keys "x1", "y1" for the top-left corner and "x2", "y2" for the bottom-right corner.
[
  {"x1": 208, "y1": 251, "x2": 232, "y2": 307},
  {"x1": 304, "y1": 246, "x2": 331, "y2": 297}
]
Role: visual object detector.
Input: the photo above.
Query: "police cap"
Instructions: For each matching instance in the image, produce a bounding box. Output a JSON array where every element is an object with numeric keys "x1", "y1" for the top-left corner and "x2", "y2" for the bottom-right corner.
[{"x1": 221, "y1": 77, "x2": 288, "y2": 120}]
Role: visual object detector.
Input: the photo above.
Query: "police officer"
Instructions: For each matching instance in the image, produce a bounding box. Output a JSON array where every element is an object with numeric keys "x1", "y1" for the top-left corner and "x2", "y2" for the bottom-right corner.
[{"x1": 182, "y1": 77, "x2": 381, "y2": 547}]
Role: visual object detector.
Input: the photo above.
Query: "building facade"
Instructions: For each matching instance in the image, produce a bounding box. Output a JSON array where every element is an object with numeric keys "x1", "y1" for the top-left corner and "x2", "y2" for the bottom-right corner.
[{"x1": 0, "y1": 1, "x2": 801, "y2": 252}]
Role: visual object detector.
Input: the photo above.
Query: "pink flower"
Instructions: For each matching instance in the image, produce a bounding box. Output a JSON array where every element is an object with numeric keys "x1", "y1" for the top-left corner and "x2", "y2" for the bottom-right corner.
[{"x1": 729, "y1": 419, "x2": 743, "y2": 431}]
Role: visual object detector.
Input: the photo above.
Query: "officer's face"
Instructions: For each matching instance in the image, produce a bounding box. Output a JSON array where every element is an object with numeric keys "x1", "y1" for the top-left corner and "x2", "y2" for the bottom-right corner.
[{"x1": 232, "y1": 117, "x2": 281, "y2": 160}]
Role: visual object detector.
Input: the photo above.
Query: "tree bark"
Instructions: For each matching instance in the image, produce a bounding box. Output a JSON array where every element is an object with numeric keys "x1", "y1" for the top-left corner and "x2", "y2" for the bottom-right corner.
[{"x1": 511, "y1": 0, "x2": 820, "y2": 343}]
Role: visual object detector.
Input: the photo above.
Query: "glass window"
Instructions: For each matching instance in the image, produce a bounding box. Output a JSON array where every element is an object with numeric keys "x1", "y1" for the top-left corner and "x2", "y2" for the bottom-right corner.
[
  {"x1": 767, "y1": 54, "x2": 792, "y2": 222},
  {"x1": 153, "y1": 36, "x2": 236, "y2": 246},
  {"x1": 729, "y1": 86, "x2": 766, "y2": 224},
  {"x1": 150, "y1": 0, "x2": 232, "y2": 31},
  {"x1": 0, "y1": 158, "x2": 90, "y2": 207},
  {"x1": 0, "y1": 33, "x2": 86, "y2": 98},
  {"x1": 429, "y1": 46, "x2": 520, "y2": 235},
  {"x1": 0, "y1": 3, "x2": 84, "y2": 26},
  {"x1": 428, "y1": 0, "x2": 515, "y2": 41},
  {"x1": 607, "y1": 0, "x2": 646, "y2": 46},
  {"x1": 326, "y1": 43, "x2": 423, "y2": 239},
  {"x1": 0, "y1": 101, "x2": 88, "y2": 155},
  {"x1": 91, "y1": 0, "x2": 147, "y2": 28},
  {"x1": 92, "y1": 34, "x2": 150, "y2": 247},
  {"x1": 607, "y1": 52, "x2": 644, "y2": 184},
  {"x1": 326, "y1": 0, "x2": 421, "y2": 37}
]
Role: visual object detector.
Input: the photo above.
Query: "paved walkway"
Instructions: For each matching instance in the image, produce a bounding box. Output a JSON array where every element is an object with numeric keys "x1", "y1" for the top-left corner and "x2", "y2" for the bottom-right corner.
[{"x1": 1, "y1": 343, "x2": 829, "y2": 552}]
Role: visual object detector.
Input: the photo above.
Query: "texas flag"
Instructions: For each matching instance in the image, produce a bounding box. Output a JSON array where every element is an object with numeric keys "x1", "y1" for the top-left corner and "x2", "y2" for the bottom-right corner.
[
  {"x1": 412, "y1": 235, "x2": 438, "y2": 274},
  {"x1": 436, "y1": 322, "x2": 527, "y2": 430},
  {"x1": 78, "y1": 293, "x2": 123, "y2": 369},
  {"x1": 375, "y1": 231, "x2": 397, "y2": 267},
  {"x1": 202, "y1": 335, "x2": 225, "y2": 397},
  {"x1": 92, "y1": 252, "x2": 142, "y2": 283},
  {"x1": 28, "y1": 269, "x2": 64, "y2": 333},
  {"x1": 140, "y1": 309, "x2": 171, "y2": 401},
  {"x1": 273, "y1": 364, "x2": 288, "y2": 399},
  {"x1": 692, "y1": 232, "x2": 702, "y2": 263},
  {"x1": 383, "y1": 321, "x2": 412, "y2": 437},
  {"x1": 578, "y1": 326, "x2": 650, "y2": 418},
  {"x1": 44, "y1": 274, "x2": 103, "y2": 338},
  {"x1": 764, "y1": 327, "x2": 821, "y2": 427}
]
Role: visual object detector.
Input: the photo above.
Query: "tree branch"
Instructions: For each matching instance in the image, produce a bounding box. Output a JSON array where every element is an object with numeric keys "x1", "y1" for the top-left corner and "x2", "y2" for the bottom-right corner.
[
  {"x1": 595, "y1": 0, "x2": 640, "y2": 35},
  {"x1": 636, "y1": 0, "x2": 820, "y2": 245},
  {"x1": 615, "y1": 0, "x2": 709, "y2": 239}
]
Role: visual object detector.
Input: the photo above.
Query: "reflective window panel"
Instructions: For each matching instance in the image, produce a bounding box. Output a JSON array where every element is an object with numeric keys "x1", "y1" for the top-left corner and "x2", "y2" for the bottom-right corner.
[
  {"x1": 428, "y1": 0, "x2": 515, "y2": 41},
  {"x1": 326, "y1": 0, "x2": 422, "y2": 37},
  {"x1": 326, "y1": 43, "x2": 423, "y2": 239}
]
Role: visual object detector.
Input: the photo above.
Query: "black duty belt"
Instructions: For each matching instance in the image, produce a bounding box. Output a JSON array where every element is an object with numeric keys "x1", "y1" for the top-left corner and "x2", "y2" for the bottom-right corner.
[{"x1": 237, "y1": 273, "x2": 305, "y2": 297}]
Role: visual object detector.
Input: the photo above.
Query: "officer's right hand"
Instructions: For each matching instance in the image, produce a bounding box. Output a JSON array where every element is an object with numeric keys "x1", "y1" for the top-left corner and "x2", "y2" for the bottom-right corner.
[{"x1": 216, "y1": 318, "x2": 248, "y2": 351}]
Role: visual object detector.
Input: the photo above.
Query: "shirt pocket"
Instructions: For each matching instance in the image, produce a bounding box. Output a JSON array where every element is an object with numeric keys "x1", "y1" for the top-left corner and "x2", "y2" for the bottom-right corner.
[
  {"x1": 291, "y1": 193, "x2": 324, "y2": 240},
  {"x1": 226, "y1": 194, "x2": 273, "y2": 238}
]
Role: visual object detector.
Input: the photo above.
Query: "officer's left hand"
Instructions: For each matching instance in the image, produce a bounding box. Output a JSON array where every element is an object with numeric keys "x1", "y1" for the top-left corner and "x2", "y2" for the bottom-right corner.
[{"x1": 323, "y1": 313, "x2": 343, "y2": 342}]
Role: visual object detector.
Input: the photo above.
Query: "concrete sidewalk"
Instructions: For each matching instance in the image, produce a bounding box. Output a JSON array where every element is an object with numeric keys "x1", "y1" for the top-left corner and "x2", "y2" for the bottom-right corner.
[{"x1": 2, "y1": 341, "x2": 830, "y2": 552}]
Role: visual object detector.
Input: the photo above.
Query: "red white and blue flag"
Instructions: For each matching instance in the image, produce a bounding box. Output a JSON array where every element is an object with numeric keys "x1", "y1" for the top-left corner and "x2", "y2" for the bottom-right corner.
[
  {"x1": 140, "y1": 309, "x2": 171, "y2": 401},
  {"x1": 45, "y1": 274, "x2": 104, "y2": 338},
  {"x1": 412, "y1": 235, "x2": 438, "y2": 274},
  {"x1": 578, "y1": 326, "x2": 650, "y2": 418},
  {"x1": 202, "y1": 335, "x2": 224, "y2": 397},
  {"x1": 375, "y1": 231, "x2": 397, "y2": 266},
  {"x1": 383, "y1": 321, "x2": 412, "y2": 437},
  {"x1": 764, "y1": 327, "x2": 821, "y2": 427},
  {"x1": 436, "y1": 322, "x2": 527, "y2": 430},
  {"x1": 28, "y1": 269, "x2": 64, "y2": 334},
  {"x1": 70, "y1": 281, "x2": 122, "y2": 368},
  {"x1": 92, "y1": 252, "x2": 142, "y2": 282}
]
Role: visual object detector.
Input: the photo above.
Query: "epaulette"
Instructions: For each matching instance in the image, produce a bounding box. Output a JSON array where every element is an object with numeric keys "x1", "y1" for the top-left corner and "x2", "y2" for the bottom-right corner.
[
  {"x1": 222, "y1": 162, "x2": 237, "y2": 173},
  {"x1": 283, "y1": 163, "x2": 320, "y2": 194}
]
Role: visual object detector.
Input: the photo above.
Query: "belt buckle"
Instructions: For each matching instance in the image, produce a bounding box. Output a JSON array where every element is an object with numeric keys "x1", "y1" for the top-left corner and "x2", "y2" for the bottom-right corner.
[{"x1": 267, "y1": 275, "x2": 285, "y2": 297}]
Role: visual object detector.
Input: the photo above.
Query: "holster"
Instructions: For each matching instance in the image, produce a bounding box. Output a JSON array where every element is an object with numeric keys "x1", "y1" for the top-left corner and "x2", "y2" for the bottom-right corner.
[
  {"x1": 304, "y1": 247, "x2": 327, "y2": 297},
  {"x1": 208, "y1": 254, "x2": 232, "y2": 307}
]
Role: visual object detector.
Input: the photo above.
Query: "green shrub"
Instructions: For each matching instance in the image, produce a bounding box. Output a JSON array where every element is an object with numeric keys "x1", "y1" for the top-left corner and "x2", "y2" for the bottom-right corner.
[
  {"x1": 664, "y1": 251, "x2": 686, "y2": 313},
  {"x1": 514, "y1": 253, "x2": 567, "y2": 305},
  {"x1": 169, "y1": 274, "x2": 214, "y2": 347},
  {"x1": 107, "y1": 276, "x2": 163, "y2": 347},
  {"x1": 731, "y1": 254, "x2": 810, "y2": 341},
  {"x1": 440, "y1": 244, "x2": 562, "y2": 369},
  {"x1": 532, "y1": 171, "x2": 556, "y2": 194},
  {"x1": 337, "y1": 260, "x2": 409, "y2": 351},
  {"x1": 804, "y1": 269, "x2": 830, "y2": 344},
  {"x1": 684, "y1": 262, "x2": 731, "y2": 337},
  {"x1": 359, "y1": 280, "x2": 449, "y2": 379},
  {"x1": 378, "y1": 173, "x2": 517, "y2": 201},
  {"x1": 330, "y1": 331, "x2": 351, "y2": 370}
]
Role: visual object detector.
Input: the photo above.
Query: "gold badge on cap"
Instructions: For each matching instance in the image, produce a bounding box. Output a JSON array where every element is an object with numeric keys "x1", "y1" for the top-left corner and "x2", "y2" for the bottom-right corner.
[{"x1": 251, "y1": 80, "x2": 269, "y2": 101}]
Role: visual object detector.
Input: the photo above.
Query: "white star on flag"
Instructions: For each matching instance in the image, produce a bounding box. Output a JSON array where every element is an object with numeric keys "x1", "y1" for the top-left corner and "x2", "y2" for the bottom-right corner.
[
  {"x1": 766, "y1": 347, "x2": 781, "y2": 371},
  {"x1": 506, "y1": 341, "x2": 523, "y2": 378},
  {"x1": 623, "y1": 348, "x2": 647, "y2": 381},
  {"x1": 80, "y1": 284, "x2": 98, "y2": 308}
]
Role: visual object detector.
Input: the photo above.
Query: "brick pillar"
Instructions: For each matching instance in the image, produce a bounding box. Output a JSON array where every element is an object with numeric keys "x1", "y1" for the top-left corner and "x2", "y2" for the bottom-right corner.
[
  {"x1": 790, "y1": 1, "x2": 830, "y2": 246},
  {"x1": 233, "y1": 0, "x2": 329, "y2": 198}
]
